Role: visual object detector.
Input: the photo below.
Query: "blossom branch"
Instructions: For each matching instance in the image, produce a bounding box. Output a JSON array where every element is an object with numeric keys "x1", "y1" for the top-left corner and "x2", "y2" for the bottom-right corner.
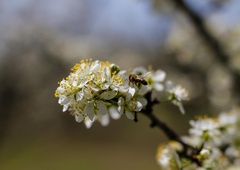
[{"x1": 55, "y1": 60, "x2": 240, "y2": 169}]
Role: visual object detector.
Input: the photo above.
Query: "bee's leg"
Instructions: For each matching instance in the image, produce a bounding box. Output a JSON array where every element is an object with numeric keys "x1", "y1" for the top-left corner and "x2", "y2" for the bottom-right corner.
[
  {"x1": 136, "y1": 83, "x2": 140, "y2": 88},
  {"x1": 134, "y1": 112, "x2": 138, "y2": 122}
]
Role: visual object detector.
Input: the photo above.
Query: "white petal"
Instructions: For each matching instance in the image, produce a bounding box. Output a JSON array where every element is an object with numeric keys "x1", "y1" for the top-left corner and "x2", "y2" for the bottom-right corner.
[
  {"x1": 138, "y1": 97, "x2": 148, "y2": 107},
  {"x1": 103, "y1": 67, "x2": 111, "y2": 80},
  {"x1": 75, "y1": 114, "x2": 84, "y2": 123},
  {"x1": 100, "y1": 91, "x2": 116, "y2": 100},
  {"x1": 153, "y1": 70, "x2": 166, "y2": 82},
  {"x1": 83, "y1": 102, "x2": 95, "y2": 121},
  {"x1": 118, "y1": 70, "x2": 127, "y2": 75},
  {"x1": 72, "y1": 81, "x2": 78, "y2": 87},
  {"x1": 110, "y1": 85, "x2": 118, "y2": 91},
  {"x1": 102, "y1": 83, "x2": 110, "y2": 90},
  {"x1": 62, "y1": 105, "x2": 69, "y2": 112},
  {"x1": 118, "y1": 105, "x2": 124, "y2": 115},
  {"x1": 117, "y1": 97, "x2": 125, "y2": 114},
  {"x1": 189, "y1": 129, "x2": 202, "y2": 136},
  {"x1": 154, "y1": 83, "x2": 164, "y2": 91},
  {"x1": 58, "y1": 96, "x2": 73, "y2": 105},
  {"x1": 90, "y1": 62, "x2": 100, "y2": 72},
  {"x1": 98, "y1": 114, "x2": 110, "y2": 126},
  {"x1": 134, "y1": 101, "x2": 142, "y2": 112},
  {"x1": 57, "y1": 86, "x2": 65, "y2": 94},
  {"x1": 109, "y1": 106, "x2": 121, "y2": 119},
  {"x1": 80, "y1": 62, "x2": 86, "y2": 69},
  {"x1": 127, "y1": 100, "x2": 142, "y2": 112},
  {"x1": 189, "y1": 120, "x2": 196, "y2": 127},
  {"x1": 79, "y1": 79, "x2": 89, "y2": 88},
  {"x1": 173, "y1": 100, "x2": 185, "y2": 114},
  {"x1": 84, "y1": 117, "x2": 94, "y2": 129},
  {"x1": 178, "y1": 103, "x2": 185, "y2": 114},
  {"x1": 76, "y1": 91, "x2": 84, "y2": 101},
  {"x1": 128, "y1": 87, "x2": 136, "y2": 97},
  {"x1": 118, "y1": 86, "x2": 128, "y2": 93},
  {"x1": 125, "y1": 110, "x2": 134, "y2": 120},
  {"x1": 96, "y1": 100, "x2": 108, "y2": 115},
  {"x1": 72, "y1": 77, "x2": 78, "y2": 86},
  {"x1": 90, "y1": 85, "x2": 100, "y2": 92},
  {"x1": 118, "y1": 97, "x2": 124, "y2": 106},
  {"x1": 166, "y1": 81, "x2": 174, "y2": 91},
  {"x1": 138, "y1": 86, "x2": 148, "y2": 95}
]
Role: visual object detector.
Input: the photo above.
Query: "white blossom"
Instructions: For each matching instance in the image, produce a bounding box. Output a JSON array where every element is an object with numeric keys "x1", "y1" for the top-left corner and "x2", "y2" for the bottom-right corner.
[
  {"x1": 189, "y1": 118, "x2": 221, "y2": 141},
  {"x1": 146, "y1": 70, "x2": 166, "y2": 91},
  {"x1": 166, "y1": 81, "x2": 189, "y2": 114},
  {"x1": 174, "y1": 108, "x2": 240, "y2": 169},
  {"x1": 156, "y1": 144, "x2": 182, "y2": 170}
]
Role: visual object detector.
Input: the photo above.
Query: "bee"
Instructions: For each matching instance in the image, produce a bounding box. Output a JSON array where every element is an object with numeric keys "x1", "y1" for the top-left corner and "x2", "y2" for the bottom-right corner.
[{"x1": 129, "y1": 72, "x2": 149, "y2": 87}]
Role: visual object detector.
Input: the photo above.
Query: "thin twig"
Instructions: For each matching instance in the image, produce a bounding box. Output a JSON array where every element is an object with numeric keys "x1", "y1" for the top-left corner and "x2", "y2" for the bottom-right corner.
[{"x1": 142, "y1": 109, "x2": 179, "y2": 141}]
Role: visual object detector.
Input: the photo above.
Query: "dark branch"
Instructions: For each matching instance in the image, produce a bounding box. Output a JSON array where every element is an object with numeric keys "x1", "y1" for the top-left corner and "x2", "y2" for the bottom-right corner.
[
  {"x1": 140, "y1": 92, "x2": 202, "y2": 165},
  {"x1": 141, "y1": 92, "x2": 180, "y2": 141},
  {"x1": 142, "y1": 109, "x2": 179, "y2": 141}
]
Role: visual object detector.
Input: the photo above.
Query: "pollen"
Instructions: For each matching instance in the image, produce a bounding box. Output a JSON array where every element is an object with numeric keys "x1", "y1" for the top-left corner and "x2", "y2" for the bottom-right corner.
[
  {"x1": 54, "y1": 90, "x2": 59, "y2": 97},
  {"x1": 71, "y1": 63, "x2": 80, "y2": 72},
  {"x1": 113, "y1": 75, "x2": 124, "y2": 84}
]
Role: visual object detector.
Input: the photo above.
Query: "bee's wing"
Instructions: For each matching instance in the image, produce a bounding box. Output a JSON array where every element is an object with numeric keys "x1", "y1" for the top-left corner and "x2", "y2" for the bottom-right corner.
[{"x1": 142, "y1": 72, "x2": 151, "y2": 78}]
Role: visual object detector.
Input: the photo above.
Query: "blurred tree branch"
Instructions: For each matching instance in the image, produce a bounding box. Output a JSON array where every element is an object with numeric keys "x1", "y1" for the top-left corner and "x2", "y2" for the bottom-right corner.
[
  {"x1": 171, "y1": 0, "x2": 228, "y2": 63},
  {"x1": 0, "y1": 57, "x2": 19, "y2": 148},
  {"x1": 170, "y1": 0, "x2": 240, "y2": 93}
]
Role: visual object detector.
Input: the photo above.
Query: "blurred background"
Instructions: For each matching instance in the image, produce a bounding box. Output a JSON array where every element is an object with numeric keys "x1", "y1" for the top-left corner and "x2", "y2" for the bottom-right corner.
[{"x1": 0, "y1": 0, "x2": 240, "y2": 169}]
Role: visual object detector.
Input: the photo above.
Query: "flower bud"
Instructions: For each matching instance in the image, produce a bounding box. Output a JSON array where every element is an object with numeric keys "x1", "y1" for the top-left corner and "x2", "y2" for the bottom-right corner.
[{"x1": 110, "y1": 64, "x2": 120, "y2": 75}]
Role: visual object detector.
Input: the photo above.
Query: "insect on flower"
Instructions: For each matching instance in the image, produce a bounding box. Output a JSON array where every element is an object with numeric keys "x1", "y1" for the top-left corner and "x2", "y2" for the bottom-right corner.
[{"x1": 129, "y1": 72, "x2": 150, "y2": 87}]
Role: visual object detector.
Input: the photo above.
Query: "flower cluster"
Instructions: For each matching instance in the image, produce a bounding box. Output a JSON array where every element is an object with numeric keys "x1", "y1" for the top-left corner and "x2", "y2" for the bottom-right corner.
[
  {"x1": 55, "y1": 59, "x2": 145, "y2": 128},
  {"x1": 156, "y1": 107, "x2": 240, "y2": 170},
  {"x1": 55, "y1": 59, "x2": 189, "y2": 128}
]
